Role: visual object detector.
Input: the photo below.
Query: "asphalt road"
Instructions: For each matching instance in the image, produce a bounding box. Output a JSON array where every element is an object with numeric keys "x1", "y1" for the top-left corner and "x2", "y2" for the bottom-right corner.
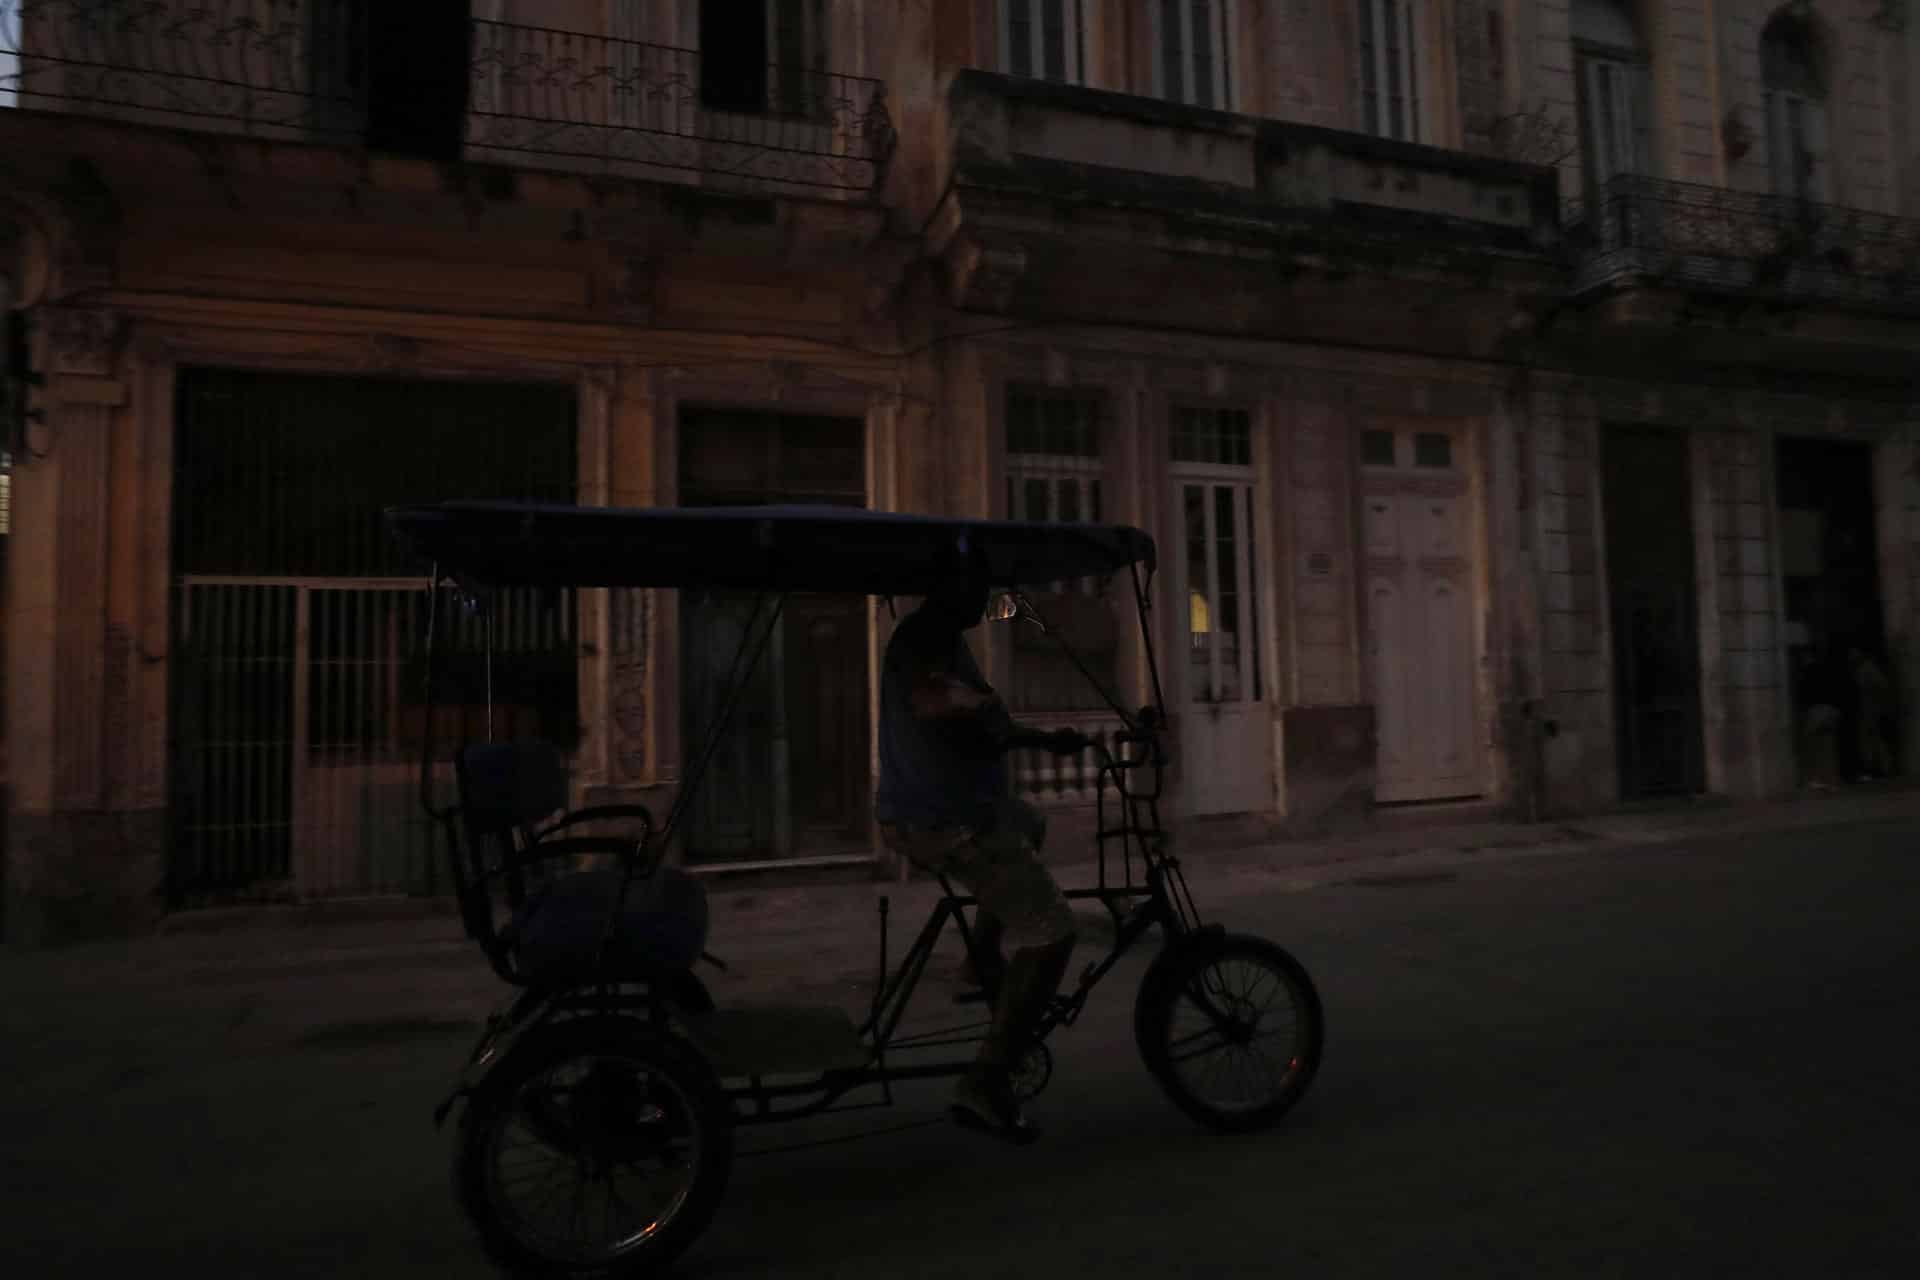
[{"x1": 5, "y1": 820, "x2": 1917, "y2": 1277}]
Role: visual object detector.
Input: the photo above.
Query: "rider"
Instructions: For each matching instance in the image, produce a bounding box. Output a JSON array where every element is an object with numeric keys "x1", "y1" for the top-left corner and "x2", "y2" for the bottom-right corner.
[{"x1": 875, "y1": 546, "x2": 1083, "y2": 1145}]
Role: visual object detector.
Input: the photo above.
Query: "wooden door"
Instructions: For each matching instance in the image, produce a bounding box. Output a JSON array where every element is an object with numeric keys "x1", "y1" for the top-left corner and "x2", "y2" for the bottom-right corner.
[{"x1": 1362, "y1": 425, "x2": 1483, "y2": 803}]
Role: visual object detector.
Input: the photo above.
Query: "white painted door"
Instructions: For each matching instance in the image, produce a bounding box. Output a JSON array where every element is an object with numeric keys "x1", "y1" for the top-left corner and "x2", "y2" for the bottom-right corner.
[
  {"x1": 1362, "y1": 427, "x2": 1482, "y2": 802},
  {"x1": 1173, "y1": 476, "x2": 1270, "y2": 814}
]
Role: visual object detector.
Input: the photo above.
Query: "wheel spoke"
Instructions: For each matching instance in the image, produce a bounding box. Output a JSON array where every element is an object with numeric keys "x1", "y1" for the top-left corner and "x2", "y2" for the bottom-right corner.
[{"x1": 1148, "y1": 944, "x2": 1318, "y2": 1122}]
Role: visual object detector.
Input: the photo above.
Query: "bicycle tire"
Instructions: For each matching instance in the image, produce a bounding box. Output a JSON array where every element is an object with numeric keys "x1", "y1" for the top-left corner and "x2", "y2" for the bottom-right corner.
[
  {"x1": 1134, "y1": 932, "x2": 1324, "y2": 1133},
  {"x1": 452, "y1": 1016, "x2": 733, "y2": 1277}
]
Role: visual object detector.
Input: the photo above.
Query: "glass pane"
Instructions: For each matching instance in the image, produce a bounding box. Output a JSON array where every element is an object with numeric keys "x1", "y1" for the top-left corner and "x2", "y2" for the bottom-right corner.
[
  {"x1": 1058, "y1": 478, "x2": 1081, "y2": 523},
  {"x1": 1193, "y1": 0, "x2": 1215, "y2": 107},
  {"x1": 1042, "y1": 0, "x2": 1067, "y2": 80},
  {"x1": 1161, "y1": 0, "x2": 1183, "y2": 100},
  {"x1": 1007, "y1": 389, "x2": 1037, "y2": 454},
  {"x1": 1385, "y1": 1, "x2": 1406, "y2": 139},
  {"x1": 1414, "y1": 432, "x2": 1452, "y2": 468},
  {"x1": 1023, "y1": 477, "x2": 1050, "y2": 521},
  {"x1": 1362, "y1": 429, "x2": 1396, "y2": 466},
  {"x1": 1008, "y1": 0, "x2": 1033, "y2": 78},
  {"x1": 1172, "y1": 407, "x2": 1252, "y2": 465},
  {"x1": 1184, "y1": 485, "x2": 1210, "y2": 699},
  {"x1": 1090, "y1": 477, "x2": 1103, "y2": 523},
  {"x1": 1359, "y1": 0, "x2": 1378, "y2": 134},
  {"x1": 1214, "y1": 485, "x2": 1241, "y2": 700}
]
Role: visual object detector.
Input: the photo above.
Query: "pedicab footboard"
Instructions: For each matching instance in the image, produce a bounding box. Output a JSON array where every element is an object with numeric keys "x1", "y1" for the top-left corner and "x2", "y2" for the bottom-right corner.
[{"x1": 677, "y1": 1004, "x2": 871, "y2": 1079}]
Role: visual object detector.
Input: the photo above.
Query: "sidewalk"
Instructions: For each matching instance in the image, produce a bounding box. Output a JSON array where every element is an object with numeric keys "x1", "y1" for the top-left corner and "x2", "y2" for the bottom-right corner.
[{"x1": 4, "y1": 782, "x2": 1914, "y2": 1067}]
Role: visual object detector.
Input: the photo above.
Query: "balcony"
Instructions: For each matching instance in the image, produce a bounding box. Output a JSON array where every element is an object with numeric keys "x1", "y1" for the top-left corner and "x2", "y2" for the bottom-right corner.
[
  {"x1": 1565, "y1": 175, "x2": 1920, "y2": 317},
  {"x1": 927, "y1": 70, "x2": 1561, "y2": 349},
  {"x1": 465, "y1": 19, "x2": 892, "y2": 195},
  {"x1": 1, "y1": 3, "x2": 895, "y2": 195},
  {"x1": 0, "y1": 0, "x2": 365, "y2": 141}
]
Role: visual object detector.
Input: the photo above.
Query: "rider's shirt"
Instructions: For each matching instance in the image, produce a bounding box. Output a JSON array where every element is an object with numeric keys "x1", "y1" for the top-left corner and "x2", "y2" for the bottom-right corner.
[{"x1": 875, "y1": 605, "x2": 1010, "y2": 832}]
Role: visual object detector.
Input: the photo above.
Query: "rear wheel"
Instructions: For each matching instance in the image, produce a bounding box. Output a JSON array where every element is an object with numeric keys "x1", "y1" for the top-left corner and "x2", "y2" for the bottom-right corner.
[
  {"x1": 1134, "y1": 933, "x2": 1323, "y2": 1133},
  {"x1": 453, "y1": 1017, "x2": 732, "y2": 1277}
]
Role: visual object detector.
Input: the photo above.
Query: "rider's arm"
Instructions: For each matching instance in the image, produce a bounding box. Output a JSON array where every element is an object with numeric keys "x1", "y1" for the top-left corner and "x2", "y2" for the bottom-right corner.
[{"x1": 907, "y1": 667, "x2": 1082, "y2": 756}]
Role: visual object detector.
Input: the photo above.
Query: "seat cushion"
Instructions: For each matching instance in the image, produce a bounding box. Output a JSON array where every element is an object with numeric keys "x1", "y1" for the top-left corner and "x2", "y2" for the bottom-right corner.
[{"x1": 509, "y1": 867, "x2": 709, "y2": 983}]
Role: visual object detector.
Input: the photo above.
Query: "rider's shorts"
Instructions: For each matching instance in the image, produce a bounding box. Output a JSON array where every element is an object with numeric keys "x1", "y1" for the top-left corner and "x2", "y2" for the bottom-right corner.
[{"x1": 881, "y1": 795, "x2": 1075, "y2": 951}]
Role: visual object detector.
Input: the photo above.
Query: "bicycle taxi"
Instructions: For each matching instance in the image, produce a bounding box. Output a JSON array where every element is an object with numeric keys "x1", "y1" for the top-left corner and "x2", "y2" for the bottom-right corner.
[{"x1": 385, "y1": 499, "x2": 1324, "y2": 1277}]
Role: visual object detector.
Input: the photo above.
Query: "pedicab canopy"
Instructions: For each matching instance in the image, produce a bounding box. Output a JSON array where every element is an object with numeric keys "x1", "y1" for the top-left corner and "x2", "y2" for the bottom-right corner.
[{"x1": 385, "y1": 501, "x2": 1156, "y2": 595}]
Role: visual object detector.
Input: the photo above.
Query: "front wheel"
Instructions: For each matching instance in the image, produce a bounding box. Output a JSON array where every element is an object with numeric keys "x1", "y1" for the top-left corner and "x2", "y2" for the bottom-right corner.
[
  {"x1": 1134, "y1": 932, "x2": 1324, "y2": 1133},
  {"x1": 453, "y1": 1016, "x2": 733, "y2": 1277}
]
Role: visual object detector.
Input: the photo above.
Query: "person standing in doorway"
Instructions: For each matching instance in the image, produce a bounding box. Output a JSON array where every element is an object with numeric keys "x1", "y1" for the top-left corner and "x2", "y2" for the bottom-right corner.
[
  {"x1": 1849, "y1": 646, "x2": 1895, "y2": 781},
  {"x1": 1798, "y1": 643, "x2": 1843, "y2": 789}
]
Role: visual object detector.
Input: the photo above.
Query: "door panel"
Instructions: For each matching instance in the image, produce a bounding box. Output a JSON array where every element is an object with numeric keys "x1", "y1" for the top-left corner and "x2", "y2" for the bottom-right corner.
[
  {"x1": 1363, "y1": 432, "x2": 1484, "y2": 804},
  {"x1": 1174, "y1": 477, "x2": 1270, "y2": 815},
  {"x1": 784, "y1": 596, "x2": 871, "y2": 842},
  {"x1": 681, "y1": 592, "x2": 778, "y2": 858}
]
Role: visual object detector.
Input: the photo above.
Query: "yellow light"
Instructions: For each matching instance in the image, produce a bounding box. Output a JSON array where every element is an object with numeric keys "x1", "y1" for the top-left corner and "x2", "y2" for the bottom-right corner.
[{"x1": 1189, "y1": 590, "x2": 1210, "y2": 635}]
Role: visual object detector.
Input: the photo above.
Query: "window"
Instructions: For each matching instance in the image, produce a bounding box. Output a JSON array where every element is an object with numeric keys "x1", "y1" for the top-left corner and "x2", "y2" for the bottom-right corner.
[
  {"x1": 1171, "y1": 408, "x2": 1261, "y2": 706},
  {"x1": 1005, "y1": 387, "x2": 1113, "y2": 710},
  {"x1": 1006, "y1": 387, "x2": 1103, "y2": 533},
  {"x1": 1002, "y1": 0, "x2": 1084, "y2": 85},
  {"x1": 1361, "y1": 429, "x2": 1397, "y2": 467},
  {"x1": 1154, "y1": 0, "x2": 1233, "y2": 109},
  {"x1": 701, "y1": 0, "x2": 827, "y2": 116},
  {"x1": 1358, "y1": 0, "x2": 1421, "y2": 142},
  {"x1": 1572, "y1": 0, "x2": 1649, "y2": 196},
  {"x1": 1172, "y1": 406, "x2": 1253, "y2": 466},
  {"x1": 1413, "y1": 432, "x2": 1452, "y2": 468},
  {"x1": 1761, "y1": 11, "x2": 1828, "y2": 203}
]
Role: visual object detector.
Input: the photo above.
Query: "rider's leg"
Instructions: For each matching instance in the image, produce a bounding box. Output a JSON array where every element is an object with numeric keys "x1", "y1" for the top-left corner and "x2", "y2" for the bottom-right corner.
[
  {"x1": 962, "y1": 909, "x2": 1007, "y2": 988},
  {"x1": 946, "y1": 806, "x2": 1076, "y2": 1141}
]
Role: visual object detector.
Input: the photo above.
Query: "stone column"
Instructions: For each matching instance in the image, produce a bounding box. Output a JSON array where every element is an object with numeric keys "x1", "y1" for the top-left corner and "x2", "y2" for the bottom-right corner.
[
  {"x1": 1696, "y1": 428, "x2": 1794, "y2": 799},
  {"x1": 1534, "y1": 380, "x2": 1616, "y2": 815},
  {"x1": 5, "y1": 306, "x2": 163, "y2": 945},
  {"x1": 583, "y1": 364, "x2": 674, "y2": 819}
]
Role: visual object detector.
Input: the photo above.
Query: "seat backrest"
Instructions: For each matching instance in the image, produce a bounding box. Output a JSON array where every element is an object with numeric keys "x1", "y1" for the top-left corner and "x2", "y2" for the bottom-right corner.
[{"x1": 451, "y1": 739, "x2": 570, "y2": 980}]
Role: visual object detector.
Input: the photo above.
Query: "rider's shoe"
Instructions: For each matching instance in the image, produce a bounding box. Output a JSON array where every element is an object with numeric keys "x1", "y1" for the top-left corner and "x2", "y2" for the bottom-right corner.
[{"x1": 950, "y1": 1067, "x2": 1040, "y2": 1146}]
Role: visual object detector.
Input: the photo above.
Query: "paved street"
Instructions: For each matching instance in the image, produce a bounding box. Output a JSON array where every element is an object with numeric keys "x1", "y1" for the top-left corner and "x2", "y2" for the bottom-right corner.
[{"x1": 4, "y1": 816, "x2": 1917, "y2": 1277}]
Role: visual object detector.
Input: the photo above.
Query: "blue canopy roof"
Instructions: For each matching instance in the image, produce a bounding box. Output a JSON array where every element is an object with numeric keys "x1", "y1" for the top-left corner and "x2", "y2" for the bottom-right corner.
[{"x1": 386, "y1": 501, "x2": 1156, "y2": 594}]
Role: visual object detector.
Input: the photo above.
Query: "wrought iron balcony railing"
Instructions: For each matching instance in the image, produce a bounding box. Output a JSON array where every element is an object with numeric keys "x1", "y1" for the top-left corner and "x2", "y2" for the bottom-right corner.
[
  {"x1": 465, "y1": 19, "x2": 894, "y2": 194},
  {"x1": 1, "y1": 6, "x2": 895, "y2": 194},
  {"x1": 1563, "y1": 173, "x2": 1920, "y2": 314},
  {"x1": 0, "y1": 0, "x2": 367, "y2": 139}
]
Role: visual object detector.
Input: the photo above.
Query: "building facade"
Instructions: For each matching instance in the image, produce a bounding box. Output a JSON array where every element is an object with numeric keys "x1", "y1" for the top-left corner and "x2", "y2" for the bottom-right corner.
[{"x1": 2, "y1": 0, "x2": 1916, "y2": 943}]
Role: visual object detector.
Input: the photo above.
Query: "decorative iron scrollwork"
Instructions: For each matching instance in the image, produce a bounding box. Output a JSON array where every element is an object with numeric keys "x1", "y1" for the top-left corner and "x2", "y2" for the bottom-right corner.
[{"x1": 1563, "y1": 174, "x2": 1920, "y2": 313}]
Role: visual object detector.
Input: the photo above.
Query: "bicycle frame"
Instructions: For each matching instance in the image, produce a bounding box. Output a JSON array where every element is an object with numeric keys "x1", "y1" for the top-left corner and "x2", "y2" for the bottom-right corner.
[{"x1": 718, "y1": 692, "x2": 1208, "y2": 1130}]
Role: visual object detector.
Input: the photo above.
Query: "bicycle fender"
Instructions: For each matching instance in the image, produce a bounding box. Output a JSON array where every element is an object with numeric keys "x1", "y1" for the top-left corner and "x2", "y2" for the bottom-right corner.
[
  {"x1": 433, "y1": 994, "x2": 559, "y2": 1130},
  {"x1": 666, "y1": 969, "x2": 717, "y2": 1016}
]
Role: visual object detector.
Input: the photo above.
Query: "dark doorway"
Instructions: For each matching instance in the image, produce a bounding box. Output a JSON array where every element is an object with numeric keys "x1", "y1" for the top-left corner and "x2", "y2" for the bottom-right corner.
[
  {"x1": 168, "y1": 368, "x2": 576, "y2": 904},
  {"x1": 1777, "y1": 436, "x2": 1890, "y2": 783},
  {"x1": 677, "y1": 409, "x2": 868, "y2": 863},
  {"x1": 1602, "y1": 425, "x2": 1707, "y2": 798}
]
